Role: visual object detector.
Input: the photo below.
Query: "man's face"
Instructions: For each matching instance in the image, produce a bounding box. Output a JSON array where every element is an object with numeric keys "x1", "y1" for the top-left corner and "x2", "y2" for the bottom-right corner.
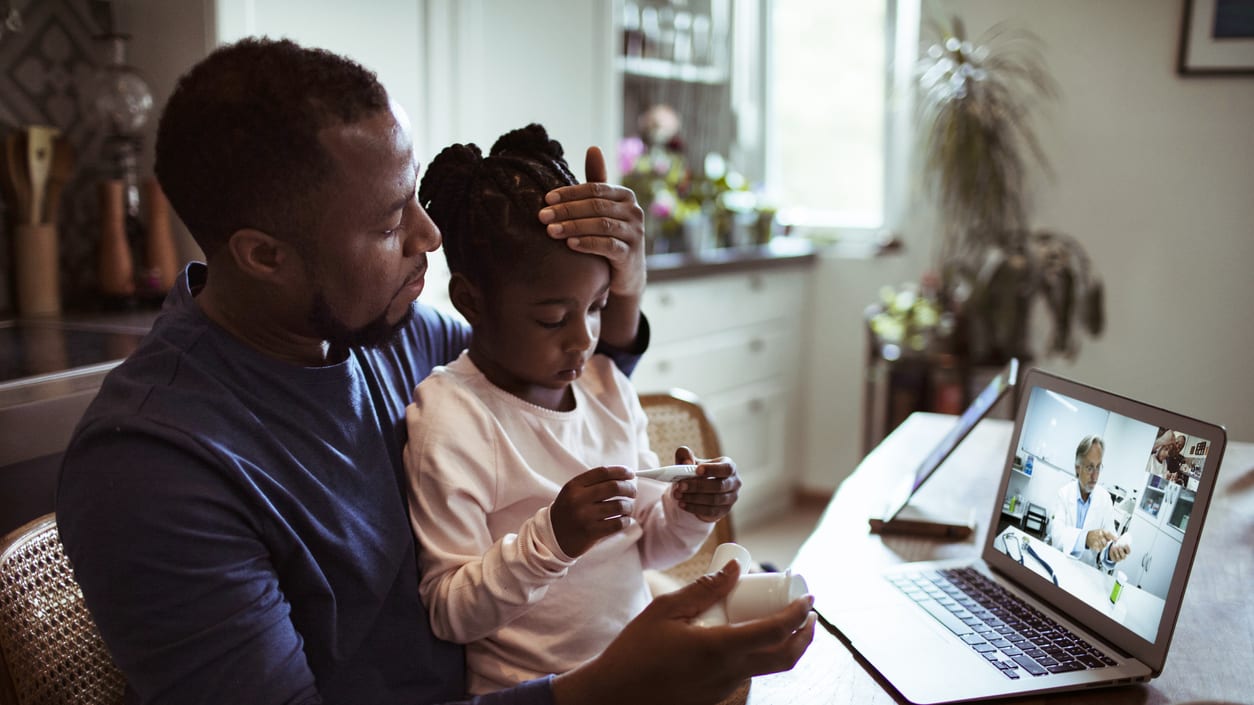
[
  {"x1": 1075, "y1": 444, "x2": 1104, "y2": 499},
  {"x1": 469, "y1": 248, "x2": 610, "y2": 411},
  {"x1": 296, "y1": 104, "x2": 441, "y2": 348}
]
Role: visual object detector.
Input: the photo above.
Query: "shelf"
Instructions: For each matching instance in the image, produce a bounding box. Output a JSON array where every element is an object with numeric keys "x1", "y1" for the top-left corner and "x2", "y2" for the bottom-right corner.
[{"x1": 618, "y1": 56, "x2": 728, "y2": 84}]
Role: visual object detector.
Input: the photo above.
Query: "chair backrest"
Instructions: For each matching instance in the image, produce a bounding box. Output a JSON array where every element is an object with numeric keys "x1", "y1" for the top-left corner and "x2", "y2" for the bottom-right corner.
[
  {"x1": 639, "y1": 389, "x2": 736, "y2": 585},
  {"x1": 0, "y1": 514, "x2": 125, "y2": 705}
]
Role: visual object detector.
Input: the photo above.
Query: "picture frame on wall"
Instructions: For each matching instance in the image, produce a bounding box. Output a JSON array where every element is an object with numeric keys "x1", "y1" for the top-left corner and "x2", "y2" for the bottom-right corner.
[{"x1": 1178, "y1": 0, "x2": 1254, "y2": 75}]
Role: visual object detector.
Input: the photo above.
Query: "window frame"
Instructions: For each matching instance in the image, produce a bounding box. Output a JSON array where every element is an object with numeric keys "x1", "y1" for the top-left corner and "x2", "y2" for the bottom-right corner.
[{"x1": 759, "y1": 0, "x2": 920, "y2": 249}]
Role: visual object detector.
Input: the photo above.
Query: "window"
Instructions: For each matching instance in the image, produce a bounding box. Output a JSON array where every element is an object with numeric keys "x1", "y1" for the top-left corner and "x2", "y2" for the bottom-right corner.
[{"x1": 765, "y1": 0, "x2": 917, "y2": 242}]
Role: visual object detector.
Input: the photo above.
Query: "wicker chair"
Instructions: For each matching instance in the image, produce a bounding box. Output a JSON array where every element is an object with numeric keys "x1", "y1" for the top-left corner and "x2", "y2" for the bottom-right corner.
[
  {"x1": 639, "y1": 389, "x2": 737, "y2": 590},
  {"x1": 0, "y1": 514, "x2": 125, "y2": 705}
]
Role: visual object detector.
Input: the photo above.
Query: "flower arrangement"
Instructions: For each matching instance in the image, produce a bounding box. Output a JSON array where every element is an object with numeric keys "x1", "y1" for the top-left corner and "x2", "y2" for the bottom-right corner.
[
  {"x1": 618, "y1": 104, "x2": 768, "y2": 254},
  {"x1": 617, "y1": 130, "x2": 695, "y2": 251},
  {"x1": 867, "y1": 279, "x2": 950, "y2": 357}
]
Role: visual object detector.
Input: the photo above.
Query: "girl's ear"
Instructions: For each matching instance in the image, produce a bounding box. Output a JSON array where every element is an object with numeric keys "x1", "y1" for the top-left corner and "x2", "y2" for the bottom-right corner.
[{"x1": 448, "y1": 273, "x2": 483, "y2": 325}]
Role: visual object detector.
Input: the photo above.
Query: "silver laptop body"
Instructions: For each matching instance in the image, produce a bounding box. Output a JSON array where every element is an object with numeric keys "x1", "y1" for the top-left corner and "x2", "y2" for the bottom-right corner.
[{"x1": 823, "y1": 367, "x2": 1227, "y2": 704}]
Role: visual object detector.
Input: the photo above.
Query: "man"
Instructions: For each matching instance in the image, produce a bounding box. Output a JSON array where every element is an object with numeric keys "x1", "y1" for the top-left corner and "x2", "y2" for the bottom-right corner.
[
  {"x1": 1164, "y1": 433, "x2": 1191, "y2": 485},
  {"x1": 1150, "y1": 430, "x2": 1189, "y2": 485},
  {"x1": 1048, "y1": 435, "x2": 1131, "y2": 568},
  {"x1": 56, "y1": 38, "x2": 813, "y2": 705}
]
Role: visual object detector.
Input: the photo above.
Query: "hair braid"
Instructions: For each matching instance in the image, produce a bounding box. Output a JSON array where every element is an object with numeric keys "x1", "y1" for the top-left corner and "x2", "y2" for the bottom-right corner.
[
  {"x1": 420, "y1": 143, "x2": 487, "y2": 281},
  {"x1": 422, "y1": 124, "x2": 579, "y2": 289}
]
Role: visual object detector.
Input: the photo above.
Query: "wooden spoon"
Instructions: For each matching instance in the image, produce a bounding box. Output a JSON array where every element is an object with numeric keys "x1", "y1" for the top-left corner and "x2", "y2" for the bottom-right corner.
[
  {"x1": 26, "y1": 124, "x2": 61, "y2": 225},
  {"x1": 43, "y1": 136, "x2": 76, "y2": 225},
  {"x1": 4, "y1": 132, "x2": 30, "y2": 224}
]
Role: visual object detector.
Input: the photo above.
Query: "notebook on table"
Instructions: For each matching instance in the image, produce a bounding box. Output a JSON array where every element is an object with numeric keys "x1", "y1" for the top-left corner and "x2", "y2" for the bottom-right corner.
[
  {"x1": 825, "y1": 367, "x2": 1227, "y2": 704},
  {"x1": 868, "y1": 358, "x2": 1019, "y2": 539}
]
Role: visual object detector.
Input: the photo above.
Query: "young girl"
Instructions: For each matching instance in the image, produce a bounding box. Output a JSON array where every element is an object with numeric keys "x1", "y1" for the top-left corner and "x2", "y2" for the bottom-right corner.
[{"x1": 405, "y1": 124, "x2": 739, "y2": 694}]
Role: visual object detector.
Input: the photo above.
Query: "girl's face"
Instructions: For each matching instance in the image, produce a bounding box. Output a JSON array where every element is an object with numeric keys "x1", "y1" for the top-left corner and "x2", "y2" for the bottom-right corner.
[{"x1": 468, "y1": 247, "x2": 611, "y2": 411}]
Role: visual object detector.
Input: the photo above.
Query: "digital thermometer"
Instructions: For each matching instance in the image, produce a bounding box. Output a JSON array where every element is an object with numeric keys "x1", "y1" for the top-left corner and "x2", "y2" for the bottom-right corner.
[{"x1": 635, "y1": 464, "x2": 699, "y2": 482}]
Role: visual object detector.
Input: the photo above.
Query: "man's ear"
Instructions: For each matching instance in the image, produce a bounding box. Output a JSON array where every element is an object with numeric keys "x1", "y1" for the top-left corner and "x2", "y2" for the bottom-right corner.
[
  {"x1": 448, "y1": 273, "x2": 483, "y2": 325},
  {"x1": 225, "y1": 228, "x2": 295, "y2": 282}
]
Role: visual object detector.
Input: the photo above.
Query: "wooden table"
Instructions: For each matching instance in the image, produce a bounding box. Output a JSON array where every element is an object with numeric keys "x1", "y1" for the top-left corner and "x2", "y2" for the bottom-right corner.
[{"x1": 746, "y1": 412, "x2": 1254, "y2": 704}]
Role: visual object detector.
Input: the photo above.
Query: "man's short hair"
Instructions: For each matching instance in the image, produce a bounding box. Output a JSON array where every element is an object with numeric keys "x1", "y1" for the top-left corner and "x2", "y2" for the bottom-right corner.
[
  {"x1": 1074, "y1": 435, "x2": 1105, "y2": 466},
  {"x1": 155, "y1": 37, "x2": 389, "y2": 259}
]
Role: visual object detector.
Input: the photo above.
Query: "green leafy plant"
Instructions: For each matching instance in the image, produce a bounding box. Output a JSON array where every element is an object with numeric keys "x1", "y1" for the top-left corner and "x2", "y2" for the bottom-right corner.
[
  {"x1": 915, "y1": 16, "x2": 1102, "y2": 362},
  {"x1": 918, "y1": 16, "x2": 1055, "y2": 269}
]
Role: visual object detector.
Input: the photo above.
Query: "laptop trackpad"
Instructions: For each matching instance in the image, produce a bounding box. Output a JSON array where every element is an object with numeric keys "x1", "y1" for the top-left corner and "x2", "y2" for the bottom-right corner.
[{"x1": 830, "y1": 604, "x2": 1006, "y2": 704}]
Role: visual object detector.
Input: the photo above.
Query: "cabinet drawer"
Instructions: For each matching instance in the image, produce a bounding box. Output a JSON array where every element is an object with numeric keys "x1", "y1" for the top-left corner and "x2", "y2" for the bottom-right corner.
[
  {"x1": 643, "y1": 270, "x2": 806, "y2": 345},
  {"x1": 705, "y1": 383, "x2": 791, "y2": 524},
  {"x1": 633, "y1": 323, "x2": 795, "y2": 399},
  {"x1": 708, "y1": 384, "x2": 788, "y2": 483}
]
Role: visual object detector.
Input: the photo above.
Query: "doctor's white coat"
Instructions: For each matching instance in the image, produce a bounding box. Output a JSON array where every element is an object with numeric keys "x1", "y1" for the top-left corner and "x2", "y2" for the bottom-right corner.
[{"x1": 1048, "y1": 480, "x2": 1116, "y2": 565}]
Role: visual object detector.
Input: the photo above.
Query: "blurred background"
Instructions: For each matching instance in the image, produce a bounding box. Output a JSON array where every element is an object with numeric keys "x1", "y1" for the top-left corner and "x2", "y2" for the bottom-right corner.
[{"x1": 2, "y1": 0, "x2": 1251, "y2": 537}]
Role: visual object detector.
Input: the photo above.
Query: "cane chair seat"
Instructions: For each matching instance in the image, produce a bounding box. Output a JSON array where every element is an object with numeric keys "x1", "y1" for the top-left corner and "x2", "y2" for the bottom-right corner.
[
  {"x1": 0, "y1": 514, "x2": 125, "y2": 705},
  {"x1": 639, "y1": 389, "x2": 736, "y2": 588}
]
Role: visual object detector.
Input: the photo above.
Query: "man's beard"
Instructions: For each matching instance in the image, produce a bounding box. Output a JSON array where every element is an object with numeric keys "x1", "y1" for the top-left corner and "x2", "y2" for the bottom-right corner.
[{"x1": 307, "y1": 289, "x2": 414, "y2": 350}]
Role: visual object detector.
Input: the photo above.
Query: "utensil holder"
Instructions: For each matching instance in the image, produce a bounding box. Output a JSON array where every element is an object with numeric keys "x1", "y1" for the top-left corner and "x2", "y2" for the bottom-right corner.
[
  {"x1": 98, "y1": 179, "x2": 135, "y2": 298},
  {"x1": 14, "y1": 222, "x2": 60, "y2": 316}
]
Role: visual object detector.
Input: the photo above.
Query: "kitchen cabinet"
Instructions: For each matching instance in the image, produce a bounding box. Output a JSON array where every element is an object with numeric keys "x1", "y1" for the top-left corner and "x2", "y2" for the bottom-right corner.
[
  {"x1": 1125, "y1": 502, "x2": 1183, "y2": 599},
  {"x1": 197, "y1": 0, "x2": 617, "y2": 169},
  {"x1": 1125, "y1": 470, "x2": 1190, "y2": 599},
  {"x1": 614, "y1": 0, "x2": 764, "y2": 182},
  {"x1": 632, "y1": 264, "x2": 813, "y2": 528},
  {"x1": 1138, "y1": 473, "x2": 1191, "y2": 539}
]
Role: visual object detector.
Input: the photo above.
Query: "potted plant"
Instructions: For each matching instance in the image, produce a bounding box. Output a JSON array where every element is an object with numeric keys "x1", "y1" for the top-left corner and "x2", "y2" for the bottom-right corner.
[{"x1": 915, "y1": 16, "x2": 1103, "y2": 363}]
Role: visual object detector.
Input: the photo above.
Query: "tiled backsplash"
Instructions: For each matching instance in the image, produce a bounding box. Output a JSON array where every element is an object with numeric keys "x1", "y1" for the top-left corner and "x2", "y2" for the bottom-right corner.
[{"x1": 0, "y1": 0, "x2": 114, "y2": 316}]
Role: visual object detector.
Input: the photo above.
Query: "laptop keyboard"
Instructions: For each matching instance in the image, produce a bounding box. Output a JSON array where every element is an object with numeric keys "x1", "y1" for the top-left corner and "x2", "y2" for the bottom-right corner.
[{"x1": 889, "y1": 567, "x2": 1118, "y2": 680}]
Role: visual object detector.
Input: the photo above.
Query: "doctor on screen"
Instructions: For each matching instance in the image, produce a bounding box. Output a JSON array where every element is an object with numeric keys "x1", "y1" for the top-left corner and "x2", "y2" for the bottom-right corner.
[{"x1": 1048, "y1": 435, "x2": 1132, "y2": 568}]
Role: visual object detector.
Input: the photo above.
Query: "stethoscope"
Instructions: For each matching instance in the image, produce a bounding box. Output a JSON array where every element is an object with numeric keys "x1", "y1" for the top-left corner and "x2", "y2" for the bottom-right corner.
[{"x1": 1004, "y1": 533, "x2": 1060, "y2": 587}]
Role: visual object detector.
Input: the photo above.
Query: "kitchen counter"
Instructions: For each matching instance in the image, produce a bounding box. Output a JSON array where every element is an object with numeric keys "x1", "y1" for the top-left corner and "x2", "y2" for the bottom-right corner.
[
  {"x1": 0, "y1": 317, "x2": 154, "y2": 534},
  {"x1": 0, "y1": 239, "x2": 819, "y2": 532},
  {"x1": 647, "y1": 236, "x2": 819, "y2": 282}
]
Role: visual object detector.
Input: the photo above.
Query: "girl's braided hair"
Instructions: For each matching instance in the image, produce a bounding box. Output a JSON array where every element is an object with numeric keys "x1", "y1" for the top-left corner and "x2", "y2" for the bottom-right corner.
[{"x1": 420, "y1": 123, "x2": 579, "y2": 289}]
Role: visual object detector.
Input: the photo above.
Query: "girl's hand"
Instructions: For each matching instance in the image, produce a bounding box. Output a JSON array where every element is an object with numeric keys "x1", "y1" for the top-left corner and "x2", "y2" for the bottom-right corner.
[
  {"x1": 550, "y1": 465, "x2": 637, "y2": 557},
  {"x1": 671, "y1": 446, "x2": 741, "y2": 523}
]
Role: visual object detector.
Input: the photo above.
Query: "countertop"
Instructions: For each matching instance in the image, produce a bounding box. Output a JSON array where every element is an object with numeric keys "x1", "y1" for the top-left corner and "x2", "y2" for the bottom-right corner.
[
  {"x1": 647, "y1": 236, "x2": 819, "y2": 282},
  {"x1": 0, "y1": 237, "x2": 820, "y2": 397}
]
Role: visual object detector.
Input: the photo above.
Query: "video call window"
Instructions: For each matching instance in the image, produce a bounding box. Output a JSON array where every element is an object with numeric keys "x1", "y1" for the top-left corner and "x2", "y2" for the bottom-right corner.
[{"x1": 995, "y1": 387, "x2": 1212, "y2": 642}]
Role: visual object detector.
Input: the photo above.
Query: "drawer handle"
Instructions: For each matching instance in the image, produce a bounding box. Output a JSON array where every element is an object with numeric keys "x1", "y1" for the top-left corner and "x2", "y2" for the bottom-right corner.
[
  {"x1": 748, "y1": 338, "x2": 765, "y2": 353},
  {"x1": 748, "y1": 398, "x2": 764, "y2": 413},
  {"x1": 658, "y1": 360, "x2": 672, "y2": 373},
  {"x1": 748, "y1": 275, "x2": 764, "y2": 291},
  {"x1": 659, "y1": 293, "x2": 674, "y2": 307}
]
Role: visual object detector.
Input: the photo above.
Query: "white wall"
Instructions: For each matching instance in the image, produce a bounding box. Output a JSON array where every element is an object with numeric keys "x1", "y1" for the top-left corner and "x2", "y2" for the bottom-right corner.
[
  {"x1": 945, "y1": 0, "x2": 1254, "y2": 443},
  {"x1": 118, "y1": 0, "x2": 1254, "y2": 495},
  {"x1": 122, "y1": 0, "x2": 617, "y2": 316},
  {"x1": 800, "y1": 0, "x2": 1254, "y2": 493}
]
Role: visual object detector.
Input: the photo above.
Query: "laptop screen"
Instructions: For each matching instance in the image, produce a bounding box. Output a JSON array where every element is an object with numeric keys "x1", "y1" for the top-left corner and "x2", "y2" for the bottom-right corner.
[
  {"x1": 984, "y1": 370, "x2": 1225, "y2": 666},
  {"x1": 880, "y1": 359, "x2": 1018, "y2": 523}
]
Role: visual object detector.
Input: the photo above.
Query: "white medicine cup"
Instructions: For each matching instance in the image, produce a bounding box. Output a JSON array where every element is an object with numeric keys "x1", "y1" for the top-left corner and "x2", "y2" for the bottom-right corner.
[
  {"x1": 725, "y1": 571, "x2": 809, "y2": 624},
  {"x1": 708, "y1": 542, "x2": 752, "y2": 577}
]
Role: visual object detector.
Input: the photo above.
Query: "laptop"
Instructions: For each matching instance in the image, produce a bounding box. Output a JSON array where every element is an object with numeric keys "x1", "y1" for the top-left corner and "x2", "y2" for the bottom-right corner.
[
  {"x1": 868, "y1": 358, "x2": 1019, "y2": 539},
  {"x1": 823, "y1": 367, "x2": 1227, "y2": 704}
]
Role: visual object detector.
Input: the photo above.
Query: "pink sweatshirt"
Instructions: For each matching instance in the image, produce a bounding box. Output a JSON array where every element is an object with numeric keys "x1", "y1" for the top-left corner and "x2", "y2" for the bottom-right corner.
[{"x1": 405, "y1": 352, "x2": 712, "y2": 694}]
